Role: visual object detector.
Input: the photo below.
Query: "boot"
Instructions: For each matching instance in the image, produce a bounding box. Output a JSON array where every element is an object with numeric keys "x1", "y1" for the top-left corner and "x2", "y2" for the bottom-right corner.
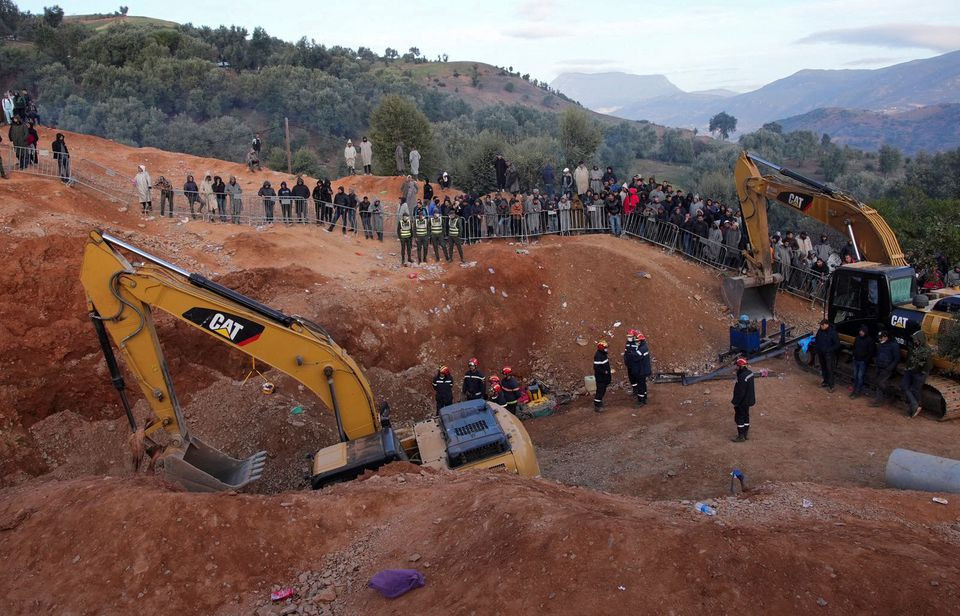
[
  {"x1": 743, "y1": 427, "x2": 749, "y2": 440},
  {"x1": 594, "y1": 402, "x2": 603, "y2": 413},
  {"x1": 731, "y1": 427, "x2": 746, "y2": 443}
]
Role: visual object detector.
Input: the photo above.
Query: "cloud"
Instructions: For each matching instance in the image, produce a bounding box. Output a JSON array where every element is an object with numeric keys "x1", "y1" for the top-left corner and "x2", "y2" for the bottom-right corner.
[
  {"x1": 553, "y1": 58, "x2": 618, "y2": 67},
  {"x1": 843, "y1": 56, "x2": 902, "y2": 66},
  {"x1": 516, "y1": 0, "x2": 557, "y2": 22},
  {"x1": 798, "y1": 24, "x2": 960, "y2": 52},
  {"x1": 502, "y1": 23, "x2": 572, "y2": 39}
]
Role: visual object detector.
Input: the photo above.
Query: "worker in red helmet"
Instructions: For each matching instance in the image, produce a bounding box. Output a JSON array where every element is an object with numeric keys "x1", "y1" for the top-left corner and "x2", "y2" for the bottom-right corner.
[
  {"x1": 731, "y1": 357, "x2": 756, "y2": 442},
  {"x1": 432, "y1": 365, "x2": 454, "y2": 413},
  {"x1": 593, "y1": 340, "x2": 611, "y2": 412},
  {"x1": 500, "y1": 366, "x2": 521, "y2": 415},
  {"x1": 624, "y1": 331, "x2": 653, "y2": 406},
  {"x1": 462, "y1": 357, "x2": 485, "y2": 401}
]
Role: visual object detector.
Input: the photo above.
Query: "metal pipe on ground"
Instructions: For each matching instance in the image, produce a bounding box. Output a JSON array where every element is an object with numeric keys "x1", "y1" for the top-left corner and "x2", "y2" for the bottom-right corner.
[{"x1": 885, "y1": 448, "x2": 960, "y2": 493}]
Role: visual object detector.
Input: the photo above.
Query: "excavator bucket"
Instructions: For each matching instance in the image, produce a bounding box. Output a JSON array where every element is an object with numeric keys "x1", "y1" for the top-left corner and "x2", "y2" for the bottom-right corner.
[
  {"x1": 722, "y1": 275, "x2": 779, "y2": 321},
  {"x1": 160, "y1": 436, "x2": 267, "y2": 492}
]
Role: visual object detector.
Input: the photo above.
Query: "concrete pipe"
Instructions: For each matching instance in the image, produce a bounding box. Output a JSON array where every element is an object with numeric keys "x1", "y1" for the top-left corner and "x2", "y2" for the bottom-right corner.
[{"x1": 885, "y1": 448, "x2": 960, "y2": 493}]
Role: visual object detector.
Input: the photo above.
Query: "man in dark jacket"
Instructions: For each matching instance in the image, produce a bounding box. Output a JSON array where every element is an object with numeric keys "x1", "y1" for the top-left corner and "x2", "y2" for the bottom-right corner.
[
  {"x1": 52, "y1": 133, "x2": 69, "y2": 183},
  {"x1": 814, "y1": 319, "x2": 840, "y2": 391},
  {"x1": 432, "y1": 365, "x2": 454, "y2": 413},
  {"x1": 902, "y1": 331, "x2": 933, "y2": 418},
  {"x1": 500, "y1": 367, "x2": 521, "y2": 415},
  {"x1": 542, "y1": 164, "x2": 555, "y2": 198},
  {"x1": 462, "y1": 358, "x2": 485, "y2": 401},
  {"x1": 593, "y1": 340, "x2": 611, "y2": 412},
  {"x1": 312, "y1": 180, "x2": 325, "y2": 224},
  {"x1": 851, "y1": 324, "x2": 876, "y2": 398},
  {"x1": 291, "y1": 176, "x2": 310, "y2": 224},
  {"x1": 623, "y1": 330, "x2": 652, "y2": 405},
  {"x1": 871, "y1": 330, "x2": 901, "y2": 407},
  {"x1": 8, "y1": 116, "x2": 28, "y2": 169},
  {"x1": 731, "y1": 357, "x2": 756, "y2": 442},
  {"x1": 328, "y1": 186, "x2": 349, "y2": 234},
  {"x1": 494, "y1": 154, "x2": 507, "y2": 191}
]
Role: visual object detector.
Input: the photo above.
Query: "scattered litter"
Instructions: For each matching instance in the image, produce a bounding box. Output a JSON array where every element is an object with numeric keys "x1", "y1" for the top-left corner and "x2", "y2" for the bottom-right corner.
[
  {"x1": 488, "y1": 267, "x2": 495, "y2": 274},
  {"x1": 541, "y1": 283, "x2": 549, "y2": 288},
  {"x1": 460, "y1": 261, "x2": 477, "y2": 268},
  {"x1": 375, "y1": 255, "x2": 384, "y2": 260},
  {"x1": 562, "y1": 302, "x2": 567, "y2": 309},
  {"x1": 694, "y1": 502, "x2": 716, "y2": 516},
  {"x1": 802, "y1": 499, "x2": 814, "y2": 509},
  {"x1": 355, "y1": 252, "x2": 364, "y2": 256},
  {"x1": 932, "y1": 497, "x2": 949, "y2": 505},
  {"x1": 501, "y1": 291, "x2": 508, "y2": 298},
  {"x1": 516, "y1": 249, "x2": 529, "y2": 255},
  {"x1": 290, "y1": 406, "x2": 304, "y2": 415},
  {"x1": 369, "y1": 569, "x2": 425, "y2": 599},
  {"x1": 576, "y1": 337, "x2": 588, "y2": 346},
  {"x1": 694, "y1": 294, "x2": 702, "y2": 301},
  {"x1": 730, "y1": 469, "x2": 745, "y2": 494},
  {"x1": 271, "y1": 588, "x2": 295, "y2": 602},
  {"x1": 408, "y1": 553, "x2": 422, "y2": 562},
  {"x1": 407, "y1": 273, "x2": 418, "y2": 279},
  {"x1": 617, "y1": 585, "x2": 626, "y2": 591},
  {"x1": 816, "y1": 598, "x2": 828, "y2": 608},
  {"x1": 613, "y1": 321, "x2": 622, "y2": 328},
  {"x1": 489, "y1": 286, "x2": 496, "y2": 294},
  {"x1": 635, "y1": 271, "x2": 652, "y2": 279}
]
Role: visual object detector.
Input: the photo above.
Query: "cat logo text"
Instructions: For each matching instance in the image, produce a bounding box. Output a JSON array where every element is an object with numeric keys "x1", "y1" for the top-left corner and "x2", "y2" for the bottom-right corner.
[{"x1": 181, "y1": 307, "x2": 265, "y2": 347}]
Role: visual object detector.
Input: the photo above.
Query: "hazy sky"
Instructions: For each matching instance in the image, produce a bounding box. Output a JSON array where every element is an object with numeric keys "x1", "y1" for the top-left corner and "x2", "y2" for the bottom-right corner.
[{"x1": 22, "y1": 0, "x2": 960, "y2": 92}]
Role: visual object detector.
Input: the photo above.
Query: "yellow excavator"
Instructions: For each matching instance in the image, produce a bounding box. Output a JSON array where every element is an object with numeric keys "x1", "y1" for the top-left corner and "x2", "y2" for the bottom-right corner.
[
  {"x1": 80, "y1": 230, "x2": 539, "y2": 491},
  {"x1": 727, "y1": 152, "x2": 960, "y2": 419}
]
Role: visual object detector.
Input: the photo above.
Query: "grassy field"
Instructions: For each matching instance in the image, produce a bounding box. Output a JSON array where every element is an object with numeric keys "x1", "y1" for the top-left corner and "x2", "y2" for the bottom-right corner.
[{"x1": 65, "y1": 14, "x2": 179, "y2": 31}]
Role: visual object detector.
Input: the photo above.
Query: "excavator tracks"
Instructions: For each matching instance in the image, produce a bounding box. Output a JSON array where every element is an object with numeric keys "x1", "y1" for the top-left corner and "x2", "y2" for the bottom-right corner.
[{"x1": 794, "y1": 347, "x2": 960, "y2": 421}]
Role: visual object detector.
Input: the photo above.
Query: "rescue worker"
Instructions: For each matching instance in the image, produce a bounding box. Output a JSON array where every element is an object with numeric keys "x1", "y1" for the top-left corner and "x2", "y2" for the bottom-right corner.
[
  {"x1": 445, "y1": 209, "x2": 465, "y2": 263},
  {"x1": 624, "y1": 330, "x2": 652, "y2": 406},
  {"x1": 414, "y1": 212, "x2": 429, "y2": 264},
  {"x1": 429, "y1": 210, "x2": 446, "y2": 261},
  {"x1": 813, "y1": 318, "x2": 839, "y2": 392},
  {"x1": 870, "y1": 330, "x2": 900, "y2": 407},
  {"x1": 902, "y1": 331, "x2": 933, "y2": 418},
  {"x1": 397, "y1": 212, "x2": 413, "y2": 266},
  {"x1": 488, "y1": 375, "x2": 502, "y2": 402},
  {"x1": 731, "y1": 357, "x2": 756, "y2": 442},
  {"x1": 432, "y1": 365, "x2": 454, "y2": 413},
  {"x1": 593, "y1": 340, "x2": 611, "y2": 412},
  {"x1": 500, "y1": 367, "x2": 521, "y2": 415},
  {"x1": 462, "y1": 358, "x2": 485, "y2": 400}
]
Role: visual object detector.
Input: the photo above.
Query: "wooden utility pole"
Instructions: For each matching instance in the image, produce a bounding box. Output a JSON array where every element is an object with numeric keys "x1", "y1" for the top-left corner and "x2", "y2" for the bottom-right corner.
[{"x1": 284, "y1": 117, "x2": 292, "y2": 174}]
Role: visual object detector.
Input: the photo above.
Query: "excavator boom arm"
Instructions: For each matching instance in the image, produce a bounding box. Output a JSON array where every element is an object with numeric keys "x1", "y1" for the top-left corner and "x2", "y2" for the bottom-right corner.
[
  {"x1": 79, "y1": 231, "x2": 380, "y2": 489},
  {"x1": 736, "y1": 152, "x2": 907, "y2": 267}
]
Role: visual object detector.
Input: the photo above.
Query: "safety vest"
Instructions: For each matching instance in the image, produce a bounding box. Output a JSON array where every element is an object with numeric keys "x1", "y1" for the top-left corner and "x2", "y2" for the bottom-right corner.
[
  {"x1": 399, "y1": 218, "x2": 412, "y2": 238},
  {"x1": 430, "y1": 216, "x2": 444, "y2": 236},
  {"x1": 447, "y1": 216, "x2": 460, "y2": 237},
  {"x1": 415, "y1": 218, "x2": 428, "y2": 237}
]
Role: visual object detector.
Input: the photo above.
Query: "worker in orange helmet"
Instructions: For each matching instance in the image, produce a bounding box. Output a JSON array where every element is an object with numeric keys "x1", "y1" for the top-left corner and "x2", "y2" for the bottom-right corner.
[
  {"x1": 432, "y1": 365, "x2": 454, "y2": 413},
  {"x1": 731, "y1": 357, "x2": 756, "y2": 442},
  {"x1": 593, "y1": 340, "x2": 611, "y2": 412},
  {"x1": 500, "y1": 366, "x2": 521, "y2": 415},
  {"x1": 462, "y1": 357, "x2": 485, "y2": 401},
  {"x1": 624, "y1": 330, "x2": 653, "y2": 406}
]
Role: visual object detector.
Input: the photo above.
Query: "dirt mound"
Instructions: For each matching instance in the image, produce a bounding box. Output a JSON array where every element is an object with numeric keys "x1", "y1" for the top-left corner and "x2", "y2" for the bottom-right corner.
[{"x1": 0, "y1": 471, "x2": 957, "y2": 615}]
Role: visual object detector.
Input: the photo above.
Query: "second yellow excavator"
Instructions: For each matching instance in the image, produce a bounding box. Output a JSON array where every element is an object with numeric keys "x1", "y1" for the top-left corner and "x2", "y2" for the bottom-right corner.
[
  {"x1": 727, "y1": 152, "x2": 960, "y2": 420},
  {"x1": 80, "y1": 230, "x2": 539, "y2": 491}
]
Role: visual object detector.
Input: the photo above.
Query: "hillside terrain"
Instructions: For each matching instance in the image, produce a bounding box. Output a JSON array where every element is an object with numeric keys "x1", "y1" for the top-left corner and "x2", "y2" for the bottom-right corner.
[
  {"x1": 775, "y1": 104, "x2": 960, "y2": 154},
  {"x1": 553, "y1": 50, "x2": 960, "y2": 140}
]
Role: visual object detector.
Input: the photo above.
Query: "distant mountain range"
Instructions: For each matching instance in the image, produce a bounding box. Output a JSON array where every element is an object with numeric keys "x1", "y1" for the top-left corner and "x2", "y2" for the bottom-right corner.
[
  {"x1": 775, "y1": 104, "x2": 960, "y2": 154},
  {"x1": 550, "y1": 51, "x2": 960, "y2": 148}
]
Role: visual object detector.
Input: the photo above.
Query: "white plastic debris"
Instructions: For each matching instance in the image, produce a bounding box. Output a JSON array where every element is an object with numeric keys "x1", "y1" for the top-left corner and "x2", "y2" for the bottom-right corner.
[{"x1": 802, "y1": 499, "x2": 813, "y2": 509}]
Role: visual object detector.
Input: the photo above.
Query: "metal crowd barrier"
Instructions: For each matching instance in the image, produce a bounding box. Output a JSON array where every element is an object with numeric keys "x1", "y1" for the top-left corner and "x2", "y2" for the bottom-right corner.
[{"x1": 0, "y1": 144, "x2": 829, "y2": 305}]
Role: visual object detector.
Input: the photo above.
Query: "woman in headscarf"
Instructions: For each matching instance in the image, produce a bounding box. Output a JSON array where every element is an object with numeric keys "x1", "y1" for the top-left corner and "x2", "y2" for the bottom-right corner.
[
  {"x1": 212, "y1": 175, "x2": 227, "y2": 222},
  {"x1": 257, "y1": 180, "x2": 276, "y2": 224},
  {"x1": 225, "y1": 175, "x2": 243, "y2": 224},
  {"x1": 183, "y1": 174, "x2": 199, "y2": 219},
  {"x1": 198, "y1": 172, "x2": 214, "y2": 221}
]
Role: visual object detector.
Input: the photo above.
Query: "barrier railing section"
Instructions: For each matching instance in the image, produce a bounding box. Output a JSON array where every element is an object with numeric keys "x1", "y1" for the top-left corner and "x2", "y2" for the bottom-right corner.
[{"x1": 1, "y1": 144, "x2": 135, "y2": 204}]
